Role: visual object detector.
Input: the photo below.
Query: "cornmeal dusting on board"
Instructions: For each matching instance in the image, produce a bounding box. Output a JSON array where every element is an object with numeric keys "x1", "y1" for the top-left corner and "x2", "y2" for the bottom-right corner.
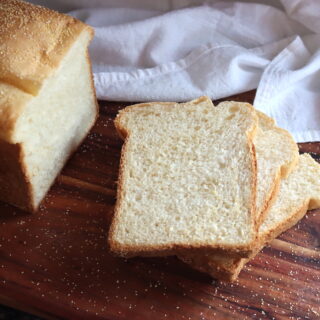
[{"x1": 0, "y1": 104, "x2": 319, "y2": 319}]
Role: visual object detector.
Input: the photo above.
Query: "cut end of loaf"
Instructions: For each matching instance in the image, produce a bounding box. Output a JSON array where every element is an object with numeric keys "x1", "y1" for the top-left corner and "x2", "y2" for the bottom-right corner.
[
  {"x1": 0, "y1": 0, "x2": 97, "y2": 212},
  {"x1": 14, "y1": 30, "x2": 97, "y2": 210},
  {"x1": 0, "y1": 27, "x2": 97, "y2": 212}
]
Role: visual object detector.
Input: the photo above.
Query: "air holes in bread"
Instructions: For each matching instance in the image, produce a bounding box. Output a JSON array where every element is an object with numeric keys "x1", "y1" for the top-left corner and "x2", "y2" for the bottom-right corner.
[
  {"x1": 226, "y1": 113, "x2": 235, "y2": 120},
  {"x1": 229, "y1": 105, "x2": 240, "y2": 113}
]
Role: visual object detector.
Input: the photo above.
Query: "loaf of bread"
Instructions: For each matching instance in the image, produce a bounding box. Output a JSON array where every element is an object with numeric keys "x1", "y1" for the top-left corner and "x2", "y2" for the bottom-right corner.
[
  {"x1": 109, "y1": 97, "x2": 259, "y2": 257},
  {"x1": 180, "y1": 154, "x2": 320, "y2": 281},
  {"x1": 0, "y1": 0, "x2": 98, "y2": 212}
]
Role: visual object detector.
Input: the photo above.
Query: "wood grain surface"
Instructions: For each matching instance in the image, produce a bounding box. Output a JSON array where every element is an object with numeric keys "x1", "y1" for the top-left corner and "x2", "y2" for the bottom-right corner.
[{"x1": 0, "y1": 91, "x2": 319, "y2": 320}]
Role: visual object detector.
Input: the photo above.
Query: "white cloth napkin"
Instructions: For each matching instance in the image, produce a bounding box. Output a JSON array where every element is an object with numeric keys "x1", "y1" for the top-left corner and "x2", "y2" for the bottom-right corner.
[{"x1": 29, "y1": 0, "x2": 320, "y2": 142}]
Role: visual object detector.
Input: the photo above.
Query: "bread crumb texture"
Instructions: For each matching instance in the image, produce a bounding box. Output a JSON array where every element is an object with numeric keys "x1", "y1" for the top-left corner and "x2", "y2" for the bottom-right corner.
[
  {"x1": 181, "y1": 154, "x2": 320, "y2": 280},
  {"x1": 0, "y1": 0, "x2": 96, "y2": 211},
  {"x1": 110, "y1": 97, "x2": 258, "y2": 254}
]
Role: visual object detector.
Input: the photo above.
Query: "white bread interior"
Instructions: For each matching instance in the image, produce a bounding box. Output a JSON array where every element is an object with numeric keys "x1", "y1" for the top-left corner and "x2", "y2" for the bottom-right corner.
[
  {"x1": 11, "y1": 30, "x2": 97, "y2": 209},
  {"x1": 109, "y1": 98, "x2": 258, "y2": 257},
  {"x1": 180, "y1": 154, "x2": 320, "y2": 281},
  {"x1": 253, "y1": 111, "x2": 299, "y2": 224},
  {"x1": 0, "y1": 0, "x2": 97, "y2": 212}
]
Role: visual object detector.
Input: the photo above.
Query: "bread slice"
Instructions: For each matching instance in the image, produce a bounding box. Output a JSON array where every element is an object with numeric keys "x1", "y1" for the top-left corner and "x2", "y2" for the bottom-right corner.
[
  {"x1": 109, "y1": 97, "x2": 259, "y2": 257},
  {"x1": 181, "y1": 154, "x2": 320, "y2": 281},
  {"x1": 178, "y1": 111, "x2": 299, "y2": 279},
  {"x1": 0, "y1": 0, "x2": 98, "y2": 212},
  {"x1": 252, "y1": 111, "x2": 299, "y2": 225}
]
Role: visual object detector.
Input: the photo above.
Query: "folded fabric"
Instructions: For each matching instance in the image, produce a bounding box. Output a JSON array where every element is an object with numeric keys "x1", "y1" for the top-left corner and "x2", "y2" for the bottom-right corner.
[{"x1": 28, "y1": 0, "x2": 320, "y2": 142}]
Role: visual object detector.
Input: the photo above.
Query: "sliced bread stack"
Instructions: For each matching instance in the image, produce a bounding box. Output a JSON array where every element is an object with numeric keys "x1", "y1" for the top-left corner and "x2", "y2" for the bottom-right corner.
[{"x1": 109, "y1": 96, "x2": 320, "y2": 280}]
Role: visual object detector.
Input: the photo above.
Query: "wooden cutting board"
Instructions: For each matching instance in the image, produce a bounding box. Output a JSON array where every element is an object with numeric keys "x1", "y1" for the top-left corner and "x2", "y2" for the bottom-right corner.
[{"x1": 0, "y1": 91, "x2": 319, "y2": 320}]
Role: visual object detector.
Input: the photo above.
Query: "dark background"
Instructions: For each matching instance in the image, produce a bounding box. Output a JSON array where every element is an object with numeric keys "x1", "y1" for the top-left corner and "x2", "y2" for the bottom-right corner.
[{"x1": 0, "y1": 305, "x2": 41, "y2": 320}]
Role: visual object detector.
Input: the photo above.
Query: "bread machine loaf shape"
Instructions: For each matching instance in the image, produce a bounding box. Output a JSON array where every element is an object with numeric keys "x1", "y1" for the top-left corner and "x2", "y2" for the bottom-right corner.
[{"x1": 0, "y1": 0, "x2": 98, "y2": 212}]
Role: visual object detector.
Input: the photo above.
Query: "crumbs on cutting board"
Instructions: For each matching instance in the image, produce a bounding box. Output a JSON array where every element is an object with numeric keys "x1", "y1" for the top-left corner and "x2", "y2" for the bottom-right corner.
[
  {"x1": 1, "y1": 113, "x2": 319, "y2": 319},
  {"x1": 1, "y1": 190, "x2": 320, "y2": 319}
]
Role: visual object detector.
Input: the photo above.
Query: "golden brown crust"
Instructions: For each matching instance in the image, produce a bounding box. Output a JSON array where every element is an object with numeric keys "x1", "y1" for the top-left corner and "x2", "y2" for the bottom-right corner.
[
  {"x1": 0, "y1": 139, "x2": 34, "y2": 212},
  {"x1": 0, "y1": 0, "x2": 94, "y2": 142},
  {"x1": 179, "y1": 254, "x2": 247, "y2": 281},
  {"x1": 109, "y1": 98, "x2": 259, "y2": 258},
  {"x1": 109, "y1": 241, "x2": 254, "y2": 258}
]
